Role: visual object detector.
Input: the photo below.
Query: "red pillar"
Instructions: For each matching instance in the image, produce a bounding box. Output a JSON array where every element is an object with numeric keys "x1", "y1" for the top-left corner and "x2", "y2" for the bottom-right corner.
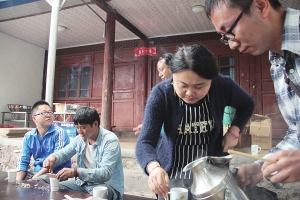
[
  {"x1": 135, "y1": 39, "x2": 148, "y2": 126},
  {"x1": 101, "y1": 12, "x2": 115, "y2": 130}
]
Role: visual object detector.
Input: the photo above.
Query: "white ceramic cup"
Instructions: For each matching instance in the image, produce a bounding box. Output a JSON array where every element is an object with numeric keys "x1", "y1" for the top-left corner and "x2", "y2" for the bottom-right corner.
[
  {"x1": 7, "y1": 169, "x2": 17, "y2": 183},
  {"x1": 251, "y1": 144, "x2": 262, "y2": 155},
  {"x1": 93, "y1": 186, "x2": 108, "y2": 199},
  {"x1": 168, "y1": 187, "x2": 188, "y2": 200},
  {"x1": 49, "y1": 177, "x2": 60, "y2": 191}
]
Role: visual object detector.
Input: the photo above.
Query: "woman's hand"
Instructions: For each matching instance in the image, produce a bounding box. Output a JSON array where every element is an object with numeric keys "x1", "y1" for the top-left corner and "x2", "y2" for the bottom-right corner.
[
  {"x1": 148, "y1": 166, "x2": 169, "y2": 197},
  {"x1": 222, "y1": 126, "x2": 240, "y2": 152},
  {"x1": 147, "y1": 162, "x2": 169, "y2": 197}
]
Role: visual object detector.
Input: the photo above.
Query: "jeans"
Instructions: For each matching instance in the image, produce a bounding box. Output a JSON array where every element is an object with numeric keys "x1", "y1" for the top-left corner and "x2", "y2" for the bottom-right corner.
[{"x1": 25, "y1": 171, "x2": 50, "y2": 183}]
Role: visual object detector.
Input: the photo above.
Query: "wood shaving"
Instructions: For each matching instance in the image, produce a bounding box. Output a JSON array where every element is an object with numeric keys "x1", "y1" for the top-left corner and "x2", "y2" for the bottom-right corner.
[
  {"x1": 21, "y1": 183, "x2": 31, "y2": 188},
  {"x1": 37, "y1": 186, "x2": 47, "y2": 191}
]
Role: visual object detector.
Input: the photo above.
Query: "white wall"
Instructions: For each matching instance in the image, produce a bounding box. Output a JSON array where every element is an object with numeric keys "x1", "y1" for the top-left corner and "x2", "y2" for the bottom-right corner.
[{"x1": 0, "y1": 32, "x2": 45, "y2": 126}]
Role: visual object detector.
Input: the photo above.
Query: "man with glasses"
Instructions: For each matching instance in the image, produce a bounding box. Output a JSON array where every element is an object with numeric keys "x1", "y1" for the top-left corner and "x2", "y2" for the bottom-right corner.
[
  {"x1": 205, "y1": 0, "x2": 300, "y2": 187},
  {"x1": 16, "y1": 100, "x2": 71, "y2": 182}
]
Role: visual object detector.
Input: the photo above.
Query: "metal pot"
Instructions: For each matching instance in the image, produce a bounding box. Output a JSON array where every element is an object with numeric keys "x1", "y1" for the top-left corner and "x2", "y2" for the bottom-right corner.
[{"x1": 183, "y1": 156, "x2": 249, "y2": 200}]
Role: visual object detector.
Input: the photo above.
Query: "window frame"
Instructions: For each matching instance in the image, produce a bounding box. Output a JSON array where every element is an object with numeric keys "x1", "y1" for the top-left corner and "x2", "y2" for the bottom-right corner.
[{"x1": 55, "y1": 63, "x2": 92, "y2": 99}]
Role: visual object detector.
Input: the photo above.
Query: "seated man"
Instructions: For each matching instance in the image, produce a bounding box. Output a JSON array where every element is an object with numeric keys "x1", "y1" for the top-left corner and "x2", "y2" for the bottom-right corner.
[
  {"x1": 16, "y1": 100, "x2": 71, "y2": 182},
  {"x1": 43, "y1": 107, "x2": 124, "y2": 200}
]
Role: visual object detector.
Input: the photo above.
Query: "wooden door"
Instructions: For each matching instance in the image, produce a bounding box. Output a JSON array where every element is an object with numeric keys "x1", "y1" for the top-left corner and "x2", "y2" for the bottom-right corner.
[
  {"x1": 112, "y1": 63, "x2": 136, "y2": 132},
  {"x1": 147, "y1": 59, "x2": 162, "y2": 96},
  {"x1": 89, "y1": 64, "x2": 103, "y2": 113},
  {"x1": 222, "y1": 51, "x2": 287, "y2": 145},
  {"x1": 257, "y1": 52, "x2": 288, "y2": 144}
]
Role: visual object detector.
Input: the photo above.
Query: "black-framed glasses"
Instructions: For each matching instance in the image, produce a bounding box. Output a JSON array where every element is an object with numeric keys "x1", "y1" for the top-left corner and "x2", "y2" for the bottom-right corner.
[
  {"x1": 220, "y1": 0, "x2": 253, "y2": 45},
  {"x1": 34, "y1": 111, "x2": 54, "y2": 116}
]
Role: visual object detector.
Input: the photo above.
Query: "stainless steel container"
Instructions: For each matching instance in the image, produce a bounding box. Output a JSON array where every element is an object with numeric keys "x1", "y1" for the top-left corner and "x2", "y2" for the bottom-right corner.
[{"x1": 183, "y1": 156, "x2": 249, "y2": 200}]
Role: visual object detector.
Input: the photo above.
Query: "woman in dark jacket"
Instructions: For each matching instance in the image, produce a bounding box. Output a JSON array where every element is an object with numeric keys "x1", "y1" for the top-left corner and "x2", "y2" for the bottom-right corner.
[{"x1": 136, "y1": 44, "x2": 254, "y2": 200}]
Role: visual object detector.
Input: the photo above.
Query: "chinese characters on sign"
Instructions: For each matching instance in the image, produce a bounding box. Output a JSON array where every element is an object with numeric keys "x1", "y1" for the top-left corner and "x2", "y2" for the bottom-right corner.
[{"x1": 134, "y1": 47, "x2": 156, "y2": 57}]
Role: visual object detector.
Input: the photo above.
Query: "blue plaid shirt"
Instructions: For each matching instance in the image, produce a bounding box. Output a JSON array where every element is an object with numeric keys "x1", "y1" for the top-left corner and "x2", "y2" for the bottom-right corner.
[{"x1": 258, "y1": 8, "x2": 300, "y2": 165}]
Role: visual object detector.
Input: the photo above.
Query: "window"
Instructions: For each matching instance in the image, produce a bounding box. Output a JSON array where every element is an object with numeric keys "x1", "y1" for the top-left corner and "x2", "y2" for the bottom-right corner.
[
  {"x1": 219, "y1": 57, "x2": 235, "y2": 126},
  {"x1": 220, "y1": 57, "x2": 234, "y2": 79},
  {"x1": 57, "y1": 66, "x2": 91, "y2": 98}
]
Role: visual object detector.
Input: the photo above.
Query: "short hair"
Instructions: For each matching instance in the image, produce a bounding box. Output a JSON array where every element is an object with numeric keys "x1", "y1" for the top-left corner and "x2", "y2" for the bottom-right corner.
[
  {"x1": 205, "y1": 0, "x2": 281, "y2": 19},
  {"x1": 73, "y1": 107, "x2": 100, "y2": 127},
  {"x1": 171, "y1": 44, "x2": 218, "y2": 80},
  {"x1": 31, "y1": 100, "x2": 51, "y2": 115},
  {"x1": 158, "y1": 53, "x2": 174, "y2": 66}
]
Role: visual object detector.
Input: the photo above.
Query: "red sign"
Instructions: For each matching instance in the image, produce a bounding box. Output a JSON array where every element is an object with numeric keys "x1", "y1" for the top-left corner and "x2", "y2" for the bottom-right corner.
[{"x1": 134, "y1": 47, "x2": 156, "y2": 57}]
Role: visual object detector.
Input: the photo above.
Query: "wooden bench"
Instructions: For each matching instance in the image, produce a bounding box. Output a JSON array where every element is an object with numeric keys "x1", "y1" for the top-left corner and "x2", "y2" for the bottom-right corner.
[{"x1": 0, "y1": 128, "x2": 33, "y2": 138}]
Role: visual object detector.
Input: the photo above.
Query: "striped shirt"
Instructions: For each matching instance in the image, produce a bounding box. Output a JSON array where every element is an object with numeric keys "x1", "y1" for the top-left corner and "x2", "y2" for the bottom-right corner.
[
  {"x1": 170, "y1": 94, "x2": 214, "y2": 179},
  {"x1": 258, "y1": 8, "x2": 300, "y2": 165}
]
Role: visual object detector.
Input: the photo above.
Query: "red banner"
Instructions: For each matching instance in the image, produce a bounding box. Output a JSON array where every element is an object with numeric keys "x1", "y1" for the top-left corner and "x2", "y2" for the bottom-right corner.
[{"x1": 134, "y1": 47, "x2": 156, "y2": 57}]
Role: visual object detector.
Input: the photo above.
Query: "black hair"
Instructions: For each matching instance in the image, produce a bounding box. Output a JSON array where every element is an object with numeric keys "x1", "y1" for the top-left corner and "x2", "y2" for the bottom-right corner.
[
  {"x1": 73, "y1": 107, "x2": 100, "y2": 127},
  {"x1": 31, "y1": 100, "x2": 51, "y2": 115},
  {"x1": 205, "y1": 0, "x2": 282, "y2": 19},
  {"x1": 171, "y1": 44, "x2": 218, "y2": 80},
  {"x1": 159, "y1": 53, "x2": 174, "y2": 66}
]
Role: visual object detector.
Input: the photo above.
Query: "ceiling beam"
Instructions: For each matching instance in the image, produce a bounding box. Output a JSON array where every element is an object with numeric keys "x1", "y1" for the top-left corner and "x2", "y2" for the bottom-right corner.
[{"x1": 93, "y1": 0, "x2": 147, "y2": 40}]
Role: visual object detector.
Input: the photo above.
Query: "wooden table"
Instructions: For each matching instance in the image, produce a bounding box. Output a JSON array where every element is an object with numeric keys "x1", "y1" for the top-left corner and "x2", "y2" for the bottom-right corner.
[
  {"x1": 0, "y1": 171, "x2": 154, "y2": 200},
  {"x1": 123, "y1": 194, "x2": 155, "y2": 200},
  {"x1": 0, "y1": 171, "x2": 91, "y2": 200}
]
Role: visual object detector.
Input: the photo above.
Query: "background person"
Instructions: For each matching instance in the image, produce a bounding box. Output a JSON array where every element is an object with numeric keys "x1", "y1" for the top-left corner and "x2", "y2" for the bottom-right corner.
[
  {"x1": 157, "y1": 53, "x2": 173, "y2": 80},
  {"x1": 133, "y1": 53, "x2": 174, "y2": 136},
  {"x1": 16, "y1": 100, "x2": 71, "y2": 182},
  {"x1": 136, "y1": 44, "x2": 254, "y2": 199},
  {"x1": 205, "y1": 0, "x2": 300, "y2": 186},
  {"x1": 43, "y1": 107, "x2": 124, "y2": 200}
]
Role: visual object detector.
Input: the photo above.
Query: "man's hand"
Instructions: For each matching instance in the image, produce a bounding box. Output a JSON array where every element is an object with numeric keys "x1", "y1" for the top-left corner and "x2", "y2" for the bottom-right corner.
[
  {"x1": 262, "y1": 150, "x2": 300, "y2": 183},
  {"x1": 43, "y1": 155, "x2": 56, "y2": 173},
  {"x1": 16, "y1": 171, "x2": 26, "y2": 180},
  {"x1": 235, "y1": 163, "x2": 263, "y2": 190},
  {"x1": 133, "y1": 124, "x2": 142, "y2": 136},
  {"x1": 31, "y1": 168, "x2": 49, "y2": 179},
  {"x1": 56, "y1": 168, "x2": 76, "y2": 180}
]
